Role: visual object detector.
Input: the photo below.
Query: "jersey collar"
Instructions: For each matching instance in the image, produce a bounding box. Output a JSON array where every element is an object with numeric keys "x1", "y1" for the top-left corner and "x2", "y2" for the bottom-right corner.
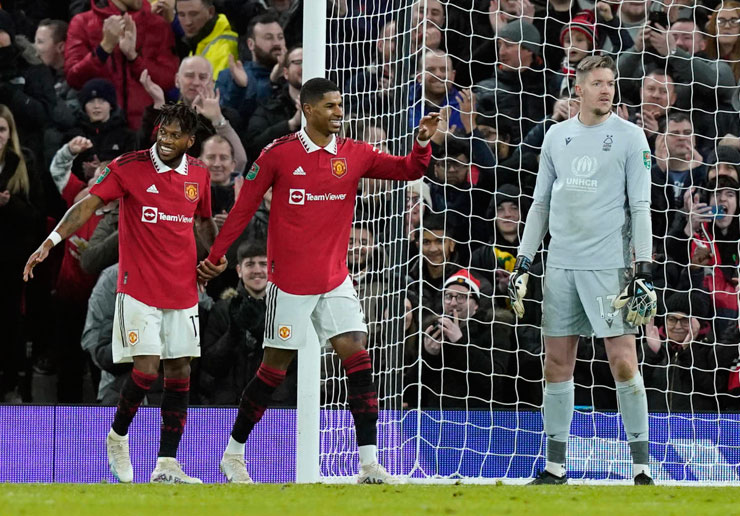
[
  {"x1": 150, "y1": 144, "x2": 189, "y2": 175},
  {"x1": 298, "y1": 129, "x2": 337, "y2": 155}
]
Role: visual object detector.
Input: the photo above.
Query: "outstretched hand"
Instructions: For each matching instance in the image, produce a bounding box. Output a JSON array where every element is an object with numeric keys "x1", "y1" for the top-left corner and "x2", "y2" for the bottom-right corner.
[
  {"x1": 417, "y1": 112, "x2": 440, "y2": 142},
  {"x1": 197, "y1": 256, "x2": 228, "y2": 283}
]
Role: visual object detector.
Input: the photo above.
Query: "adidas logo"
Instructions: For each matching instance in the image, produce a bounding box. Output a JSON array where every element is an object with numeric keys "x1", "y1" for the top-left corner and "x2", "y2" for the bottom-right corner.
[
  {"x1": 146, "y1": 184, "x2": 159, "y2": 194},
  {"x1": 293, "y1": 166, "x2": 306, "y2": 176}
]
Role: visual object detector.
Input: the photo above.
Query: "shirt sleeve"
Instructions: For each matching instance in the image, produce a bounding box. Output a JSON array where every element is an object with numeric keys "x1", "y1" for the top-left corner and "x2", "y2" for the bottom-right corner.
[
  {"x1": 518, "y1": 132, "x2": 555, "y2": 260},
  {"x1": 626, "y1": 130, "x2": 653, "y2": 264},
  {"x1": 361, "y1": 139, "x2": 432, "y2": 181},
  {"x1": 197, "y1": 169, "x2": 212, "y2": 218},
  {"x1": 207, "y1": 152, "x2": 274, "y2": 263},
  {"x1": 89, "y1": 160, "x2": 126, "y2": 204}
]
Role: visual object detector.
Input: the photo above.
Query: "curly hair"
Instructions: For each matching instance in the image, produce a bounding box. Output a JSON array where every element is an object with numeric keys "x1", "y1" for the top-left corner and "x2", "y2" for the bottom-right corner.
[{"x1": 155, "y1": 103, "x2": 199, "y2": 136}]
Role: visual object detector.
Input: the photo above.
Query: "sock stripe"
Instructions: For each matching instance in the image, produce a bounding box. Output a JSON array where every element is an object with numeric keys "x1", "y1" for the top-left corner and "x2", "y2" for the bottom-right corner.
[
  {"x1": 344, "y1": 350, "x2": 371, "y2": 375},
  {"x1": 164, "y1": 377, "x2": 190, "y2": 392},
  {"x1": 256, "y1": 364, "x2": 286, "y2": 388},
  {"x1": 131, "y1": 368, "x2": 158, "y2": 389}
]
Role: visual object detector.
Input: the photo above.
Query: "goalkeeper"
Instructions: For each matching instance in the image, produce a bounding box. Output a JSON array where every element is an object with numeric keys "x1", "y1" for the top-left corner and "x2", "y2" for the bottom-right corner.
[{"x1": 508, "y1": 56, "x2": 656, "y2": 486}]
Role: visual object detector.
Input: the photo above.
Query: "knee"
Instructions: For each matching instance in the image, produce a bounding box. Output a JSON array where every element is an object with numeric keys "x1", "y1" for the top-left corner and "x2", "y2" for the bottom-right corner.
[
  {"x1": 612, "y1": 358, "x2": 636, "y2": 383},
  {"x1": 165, "y1": 359, "x2": 191, "y2": 379},
  {"x1": 133, "y1": 356, "x2": 160, "y2": 376}
]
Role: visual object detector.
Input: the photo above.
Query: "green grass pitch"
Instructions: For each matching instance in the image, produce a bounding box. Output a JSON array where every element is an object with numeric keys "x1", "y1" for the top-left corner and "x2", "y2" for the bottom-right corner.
[{"x1": 1, "y1": 484, "x2": 737, "y2": 516}]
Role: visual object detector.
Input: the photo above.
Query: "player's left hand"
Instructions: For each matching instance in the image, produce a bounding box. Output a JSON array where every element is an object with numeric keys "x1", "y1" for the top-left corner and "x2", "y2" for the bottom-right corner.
[
  {"x1": 197, "y1": 256, "x2": 227, "y2": 283},
  {"x1": 417, "y1": 112, "x2": 440, "y2": 142},
  {"x1": 612, "y1": 262, "x2": 657, "y2": 326}
]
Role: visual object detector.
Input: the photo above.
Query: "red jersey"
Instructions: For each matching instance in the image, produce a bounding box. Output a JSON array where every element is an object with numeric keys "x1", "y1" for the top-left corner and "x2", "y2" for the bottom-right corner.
[
  {"x1": 90, "y1": 145, "x2": 212, "y2": 309},
  {"x1": 208, "y1": 130, "x2": 432, "y2": 295}
]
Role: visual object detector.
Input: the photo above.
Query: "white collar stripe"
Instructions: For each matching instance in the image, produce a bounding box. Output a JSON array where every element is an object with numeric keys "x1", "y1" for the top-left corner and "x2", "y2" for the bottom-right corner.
[
  {"x1": 150, "y1": 144, "x2": 189, "y2": 175},
  {"x1": 297, "y1": 129, "x2": 338, "y2": 155}
]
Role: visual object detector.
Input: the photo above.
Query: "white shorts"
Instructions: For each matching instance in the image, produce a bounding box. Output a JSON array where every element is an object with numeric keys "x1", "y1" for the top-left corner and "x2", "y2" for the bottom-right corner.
[
  {"x1": 264, "y1": 276, "x2": 367, "y2": 350},
  {"x1": 111, "y1": 293, "x2": 200, "y2": 364}
]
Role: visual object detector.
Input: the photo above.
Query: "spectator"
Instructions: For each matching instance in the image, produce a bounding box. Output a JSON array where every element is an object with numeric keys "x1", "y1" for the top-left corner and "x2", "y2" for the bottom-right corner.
[
  {"x1": 641, "y1": 292, "x2": 738, "y2": 413},
  {"x1": 34, "y1": 19, "x2": 74, "y2": 109},
  {"x1": 618, "y1": 11, "x2": 736, "y2": 142},
  {"x1": 216, "y1": 13, "x2": 286, "y2": 120},
  {"x1": 65, "y1": 0, "x2": 179, "y2": 129},
  {"x1": 47, "y1": 138, "x2": 111, "y2": 401},
  {"x1": 479, "y1": 113, "x2": 540, "y2": 195},
  {"x1": 245, "y1": 46, "x2": 302, "y2": 160},
  {"x1": 0, "y1": 104, "x2": 45, "y2": 402},
  {"x1": 344, "y1": 20, "x2": 395, "y2": 117},
  {"x1": 706, "y1": 1, "x2": 740, "y2": 83},
  {"x1": 420, "y1": 269, "x2": 509, "y2": 408},
  {"x1": 138, "y1": 55, "x2": 246, "y2": 168},
  {"x1": 651, "y1": 112, "x2": 707, "y2": 241},
  {"x1": 616, "y1": 0, "x2": 648, "y2": 39},
  {"x1": 530, "y1": 0, "x2": 579, "y2": 74},
  {"x1": 474, "y1": 20, "x2": 551, "y2": 143},
  {"x1": 221, "y1": 0, "x2": 301, "y2": 47},
  {"x1": 626, "y1": 67, "x2": 676, "y2": 146},
  {"x1": 79, "y1": 199, "x2": 119, "y2": 276},
  {"x1": 48, "y1": 78, "x2": 137, "y2": 180},
  {"x1": 666, "y1": 176, "x2": 740, "y2": 334},
  {"x1": 348, "y1": 222, "x2": 388, "y2": 346},
  {"x1": 408, "y1": 49, "x2": 462, "y2": 131},
  {"x1": 0, "y1": 9, "x2": 57, "y2": 160},
  {"x1": 707, "y1": 145, "x2": 740, "y2": 183},
  {"x1": 174, "y1": 0, "x2": 238, "y2": 78},
  {"x1": 200, "y1": 240, "x2": 296, "y2": 405}
]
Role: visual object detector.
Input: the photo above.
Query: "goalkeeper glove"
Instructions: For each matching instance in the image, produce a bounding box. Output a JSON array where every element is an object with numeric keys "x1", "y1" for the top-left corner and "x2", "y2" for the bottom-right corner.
[
  {"x1": 508, "y1": 256, "x2": 531, "y2": 318},
  {"x1": 612, "y1": 262, "x2": 657, "y2": 326}
]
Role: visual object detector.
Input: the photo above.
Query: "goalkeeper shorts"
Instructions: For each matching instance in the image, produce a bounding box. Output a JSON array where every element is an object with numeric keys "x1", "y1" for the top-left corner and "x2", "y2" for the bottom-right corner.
[
  {"x1": 112, "y1": 293, "x2": 201, "y2": 364},
  {"x1": 541, "y1": 267, "x2": 637, "y2": 338},
  {"x1": 263, "y1": 276, "x2": 368, "y2": 350}
]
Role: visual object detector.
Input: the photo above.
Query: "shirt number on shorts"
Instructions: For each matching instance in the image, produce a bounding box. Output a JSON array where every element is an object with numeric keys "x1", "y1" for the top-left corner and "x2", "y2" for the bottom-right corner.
[
  {"x1": 189, "y1": 314, "x2": 199, "y2": 338},
  {"x1": 596, "y1": 295, "x2": 619, "y2": 319}
]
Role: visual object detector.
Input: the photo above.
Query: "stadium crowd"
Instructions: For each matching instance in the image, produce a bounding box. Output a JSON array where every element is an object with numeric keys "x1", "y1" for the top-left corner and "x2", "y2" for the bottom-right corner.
[{"x1": 1, "y1": 0, "x2": 739, "y2": 416}]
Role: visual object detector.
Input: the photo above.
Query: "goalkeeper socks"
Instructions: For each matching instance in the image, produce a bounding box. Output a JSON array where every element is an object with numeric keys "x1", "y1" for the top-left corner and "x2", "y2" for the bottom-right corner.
[
  {"x1": 111, "y1": 368, "x2": 158, "y2": 436},
  {"x1": 343, "y1": 349, "x2": 378, "y2": 448},
  {"x1": 616, "y1": 374, "x2": 650, "y2": 474},
  {"x1": 158, "y1": 377, "x2": 190, "y2": 458},
  {"x1": 231, "y1": 363, "x2": 286, "y2": 444},
  {"x1": 543, "y1": 379, "x2": 574, "y2": 476},
  {"x1": 358, "y1": 445, "x2": 378, "y2": 466}
]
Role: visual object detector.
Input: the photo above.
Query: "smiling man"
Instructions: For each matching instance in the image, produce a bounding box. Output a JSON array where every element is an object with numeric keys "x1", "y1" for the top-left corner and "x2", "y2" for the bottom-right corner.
[
  {"x1": 198, "y1": 77, "x2": 439, "y2": 485},
  {"x1": 508, "y1": 56, "x2": 657, "y2": 485},
  {"x1": 23, "y1": 104, "x2": 217, "y2": 485}
]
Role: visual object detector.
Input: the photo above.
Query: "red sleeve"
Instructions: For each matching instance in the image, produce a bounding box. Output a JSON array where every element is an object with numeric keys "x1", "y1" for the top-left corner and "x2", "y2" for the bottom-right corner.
[
  {"x1": 126, "y1": 17, "x2": 177, "y2": 91},
  {"x1": 89, "y1": 161, "x2": 125, "y2": 203},
  {"x1": 61, "y1": 175, "x2": 86, "y2": 207},
  {"x1": 64, "y1": 15, "x2": 110, "y2": 89},
  {"x1": 361, "y1": 140, "x2": 432, "y2": 181},
  {"x1": 207, "y1": 152, "x2": 274, "y2": 263}
]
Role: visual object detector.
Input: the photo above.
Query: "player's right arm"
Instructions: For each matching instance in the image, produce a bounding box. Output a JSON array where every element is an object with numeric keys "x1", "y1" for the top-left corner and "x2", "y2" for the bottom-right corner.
[
  {"x1": 198, "y1": 153, "x2": 274, "y2": 282},
  {"x1": 508, "y1": 131, "x2": 557, "y2": 316},
  {"x1": 23, "y1": 193, "x2": 104, "y2": 281}
]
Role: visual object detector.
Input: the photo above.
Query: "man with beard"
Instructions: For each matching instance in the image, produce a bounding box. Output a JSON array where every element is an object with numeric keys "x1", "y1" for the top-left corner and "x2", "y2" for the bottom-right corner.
[
  {"x1": 245, "y1": 46, "x2": 302, "y2": 160},
  {"x1": 200, "y1": 240, "x2": 296, "y2": 405},
  {"x1": 216, "y1": 13, "x2": 286, "y2": 120}
]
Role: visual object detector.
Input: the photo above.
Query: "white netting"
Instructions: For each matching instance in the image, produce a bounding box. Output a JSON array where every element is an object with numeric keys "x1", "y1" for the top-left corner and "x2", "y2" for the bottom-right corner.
[{"x1": 318, "y1": 0, "x2": 740, "y2": 483}]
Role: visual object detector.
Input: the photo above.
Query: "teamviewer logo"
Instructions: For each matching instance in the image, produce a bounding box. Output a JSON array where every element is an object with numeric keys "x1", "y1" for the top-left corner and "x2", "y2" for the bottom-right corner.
[
  {"x1": 289, "y1": 188, "x2": 305, "y2": 205},
  {"x1": 142, "y1": 206, "x2": 158, "y2": 223}
]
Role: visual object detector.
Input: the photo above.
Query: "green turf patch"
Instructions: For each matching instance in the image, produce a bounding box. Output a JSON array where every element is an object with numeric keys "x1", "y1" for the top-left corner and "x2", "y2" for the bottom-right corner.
[{"x1": 0, "y1": 484, "x2": 735, "y2": 516}]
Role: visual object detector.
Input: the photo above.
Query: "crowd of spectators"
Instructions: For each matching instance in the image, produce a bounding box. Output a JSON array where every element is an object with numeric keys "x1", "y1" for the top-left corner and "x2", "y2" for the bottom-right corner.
[{"x1": 1, "y1": 0, "x2": 739, "y2": 415}]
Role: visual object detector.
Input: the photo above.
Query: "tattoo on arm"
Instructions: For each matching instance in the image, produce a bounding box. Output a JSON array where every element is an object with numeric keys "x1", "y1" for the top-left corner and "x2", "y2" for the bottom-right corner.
[{"x1": 55, "y1": 195, "x2": 104, "y2": 239}]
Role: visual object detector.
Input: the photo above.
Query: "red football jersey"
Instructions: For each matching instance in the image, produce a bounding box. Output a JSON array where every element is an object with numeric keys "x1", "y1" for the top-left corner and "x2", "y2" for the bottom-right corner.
[
  {"x1": 90, "y1": 145, "x2": 211, "y2": 309},
  {"x1": 208, "y1": 130, "x2": 432, "y2": 295}
]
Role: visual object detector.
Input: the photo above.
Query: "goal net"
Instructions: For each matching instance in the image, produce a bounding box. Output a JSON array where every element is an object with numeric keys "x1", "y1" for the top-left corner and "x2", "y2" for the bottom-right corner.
[{"x1": 316, "y1": 0, "x2": 740, "y2": 483}]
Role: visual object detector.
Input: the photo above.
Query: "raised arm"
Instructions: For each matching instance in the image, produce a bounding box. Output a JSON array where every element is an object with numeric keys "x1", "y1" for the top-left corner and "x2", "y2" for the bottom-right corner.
[{"x1": 24, "y1": 193, "x2": 104, "y2": 281}]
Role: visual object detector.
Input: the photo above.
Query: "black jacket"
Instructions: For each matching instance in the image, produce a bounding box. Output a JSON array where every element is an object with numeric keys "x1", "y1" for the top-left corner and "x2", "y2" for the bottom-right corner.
[
  {"x1": 200, "y1": 282, "x2": 297, "y2": 405},
  {"x1": 245, "y1": 84, "x2": 297, "y2": 162}
]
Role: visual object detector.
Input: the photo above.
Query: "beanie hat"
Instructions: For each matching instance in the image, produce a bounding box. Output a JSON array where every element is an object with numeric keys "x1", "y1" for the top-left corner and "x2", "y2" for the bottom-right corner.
[
  {"x1": 78, "y1": 78, "x2": 118, "y2": 109},
  {"x1": 494, "y1": 183, "x2": 520, "y2": 208},
  {"x1": 560, "y1": 10, "x2": 596, "y2": 48},
  {"x1": 664, "y1": 292, "x2": 710, "y2": 319},
  {"x1": 444, "y1": 269, "x2": 481, "y2": 300},
  {"x1": 0, "y1": 10, "x2": 16, "y2": 41},
  {"x1": 497, "y1": 20, "x2": 542, "y2": 56},
  {"x1": 715, "y1": 145, "x2": 740, "y2": 169}
]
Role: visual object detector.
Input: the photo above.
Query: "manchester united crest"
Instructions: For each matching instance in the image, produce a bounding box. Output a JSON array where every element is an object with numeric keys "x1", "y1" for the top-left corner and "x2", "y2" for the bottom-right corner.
[
  {"x1": 184, "y1": 182, "x2": 199, "y2": 202},
  {"x1": 127, "y1": 330, "x2": 139, "y2": 346},
  {"x1": 331, "y1": 158, "x2": 348, "y2": 178}
]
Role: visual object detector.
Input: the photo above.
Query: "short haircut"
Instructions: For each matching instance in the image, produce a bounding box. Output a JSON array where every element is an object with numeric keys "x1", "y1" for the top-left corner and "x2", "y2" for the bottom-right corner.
[
  {"x1": 247, "y1": 13, "x2": 281, "y2": 39},
  {"x1": 300, "y1": 78, "x2": 340, "y2": 107},
  {"x1": 422, "y1": 212, "x2": 448, "y2": 233},
  {"x1": 156, "y1": 103, "x2": 199, "y2": 135},
  {"x1": 575, "y1": 55, "x2": 616, "y2": 85},
  {"x1": 643, "y1": 64, "x2": 673, "y2": 83},
  {"x1": 202, "y1": 134, "x2": 234, "y2": 159},
  {"x1": 657, "y1": 110, "x2": 692, "y2": 134},
  {"x1": 432, "y1": 136, "x2": 470, "y2": 161},
  {"x1": 475, "y1": 113, "x2": 513, "y2": 139},
  {"x1": 237, "y1": 240, "x2": 267, "y2": 263},
  {"x1": 38, "y1": 19, "x2": 68, "y2": 43}
]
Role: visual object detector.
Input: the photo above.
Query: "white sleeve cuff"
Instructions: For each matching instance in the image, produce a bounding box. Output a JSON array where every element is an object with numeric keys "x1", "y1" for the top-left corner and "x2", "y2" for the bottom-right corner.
[{"x1": 416, "y1": 138, "x2": 430, "y2": 148}]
